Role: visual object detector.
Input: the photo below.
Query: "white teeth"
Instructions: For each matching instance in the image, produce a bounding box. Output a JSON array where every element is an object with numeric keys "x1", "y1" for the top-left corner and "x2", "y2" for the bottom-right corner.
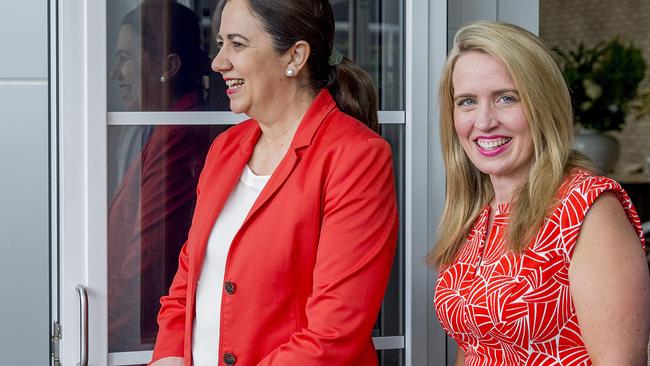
[
  {"x1": 226, "y1": 79, "x2": 244, "y2": 88},
  {"x1": 476, "y1": 137, "x2": 511, "y2": 150}
]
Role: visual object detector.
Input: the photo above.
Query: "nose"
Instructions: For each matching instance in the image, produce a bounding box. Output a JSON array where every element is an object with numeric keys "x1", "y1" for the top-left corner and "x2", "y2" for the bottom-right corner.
[
  {"x1": 110, "y1": 62, "x2": 121, "y2": 81},
  {"x1": 212, "y1": 46, "x2": 231, "y2": 74},
  {"x1": 474, "y1": 103, "x2": 498, "y2": 131}
]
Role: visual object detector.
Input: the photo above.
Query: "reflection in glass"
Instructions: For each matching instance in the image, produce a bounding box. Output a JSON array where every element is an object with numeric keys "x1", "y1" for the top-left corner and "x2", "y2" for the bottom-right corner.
[
  {"x1": 108, "y1": 0, "x2": 403, "y2": 112},
  {"x1": 107, "y1": 124, "x2": 226, "y2": 352},
  {"x1": 332, "y1": 0, "x2": 404, "y2": 110},
  {"x1": 374, "y1": 124, "x2": 405, "y2": 338},
  {"x1": 107, "y1": 0, "x2": 229, "y2": 112}
]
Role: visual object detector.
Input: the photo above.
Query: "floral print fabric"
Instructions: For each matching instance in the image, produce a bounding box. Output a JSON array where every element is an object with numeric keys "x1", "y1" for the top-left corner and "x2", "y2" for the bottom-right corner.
[{"x1": 434, "y1": 171, "x2": 645, "y2": 365}]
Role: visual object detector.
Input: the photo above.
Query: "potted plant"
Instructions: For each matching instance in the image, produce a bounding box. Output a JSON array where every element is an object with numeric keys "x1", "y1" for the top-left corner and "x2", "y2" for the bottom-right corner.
[{"x1": 554, "y1": 39, "x2": 647, "y2": 173}]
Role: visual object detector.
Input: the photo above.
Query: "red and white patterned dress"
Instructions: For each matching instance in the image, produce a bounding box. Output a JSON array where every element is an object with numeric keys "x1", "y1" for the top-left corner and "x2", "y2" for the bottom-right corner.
[{"x1": 434, "y1": 171, "x2": 645, "y2": 365}]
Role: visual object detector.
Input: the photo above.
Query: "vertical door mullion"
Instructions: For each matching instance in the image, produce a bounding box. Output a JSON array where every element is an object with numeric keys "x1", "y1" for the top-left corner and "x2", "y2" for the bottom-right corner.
[{"x1": 404, "y1": 0, "x2": 449, "y2": 364}]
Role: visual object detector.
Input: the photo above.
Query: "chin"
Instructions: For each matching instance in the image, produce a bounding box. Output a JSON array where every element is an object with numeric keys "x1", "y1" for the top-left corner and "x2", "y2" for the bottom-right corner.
[
  {"x1": 229, "y1": 105, "x2": 245, "y2": 115},
  {"x1": 227, "y1": 100, "x2": 247, "y2": 115},
  {"x1": 124, "y1": 101, "x2": 139, "y2": 111}
]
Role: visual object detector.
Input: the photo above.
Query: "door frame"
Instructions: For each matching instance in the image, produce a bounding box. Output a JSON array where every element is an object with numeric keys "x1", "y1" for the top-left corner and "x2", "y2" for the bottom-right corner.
[{"x1": 58, "y1": 0, "x2": 108, "y2": 364}]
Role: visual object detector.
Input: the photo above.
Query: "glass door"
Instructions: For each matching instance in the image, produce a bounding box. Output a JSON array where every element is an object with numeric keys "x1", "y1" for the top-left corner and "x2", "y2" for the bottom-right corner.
[
  {"x1": 105, "y1": 1, "x2": 405, "y2": 364},
  {"x1": 57, "y1": 0, "x2": 448, "y2": 365}
]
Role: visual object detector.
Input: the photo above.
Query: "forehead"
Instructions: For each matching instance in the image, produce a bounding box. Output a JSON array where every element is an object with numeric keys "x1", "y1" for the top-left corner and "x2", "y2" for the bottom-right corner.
[
  {"x1": 219, "y1": 0, "x2": 265, "y2": 38},
  {"x1": 116, "y1": 25, "x2": 140, "y2": 51},
  {"x1": 452, "y1": 51, "x2": 515, "y2": 89}
]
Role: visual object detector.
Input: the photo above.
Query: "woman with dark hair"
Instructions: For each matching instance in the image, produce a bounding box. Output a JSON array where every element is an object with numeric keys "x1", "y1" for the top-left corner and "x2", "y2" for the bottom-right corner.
[
  {"x1": 111, "y1": 0, "x2": 210, "y2": 111},
  {"x1": 149, "y1": 0, "x2": 398, "y2": 365}
]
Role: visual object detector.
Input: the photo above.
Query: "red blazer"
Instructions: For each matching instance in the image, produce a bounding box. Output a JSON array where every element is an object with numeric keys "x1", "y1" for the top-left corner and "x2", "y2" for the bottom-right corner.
[{"x1": 150, "y1": 90, "x2": 398, "y2": 365}]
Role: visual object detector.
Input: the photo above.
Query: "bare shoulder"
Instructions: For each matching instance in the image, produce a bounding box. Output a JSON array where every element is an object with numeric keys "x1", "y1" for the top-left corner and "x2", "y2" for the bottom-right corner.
[
  {"x1": 577, "y1": 192, "x2": 640, "y2": 251},
  {"x1": 569, "y1": 192, "x2": 650, "y2": 363}
]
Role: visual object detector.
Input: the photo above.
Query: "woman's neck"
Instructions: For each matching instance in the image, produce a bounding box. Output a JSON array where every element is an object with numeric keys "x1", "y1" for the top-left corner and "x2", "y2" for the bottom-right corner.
[
  {"x1": 248, "y1": 88, "x2": 316, "y2": 175},
  {"x1": 256, "y1": 88, "x2": 315, "y2": 142}
]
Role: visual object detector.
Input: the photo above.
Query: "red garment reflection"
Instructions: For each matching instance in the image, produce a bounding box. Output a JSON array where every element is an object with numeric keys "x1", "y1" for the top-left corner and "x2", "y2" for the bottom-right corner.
[{"x1": 108, "y1": 92, "x2": 213, "y2": 351}]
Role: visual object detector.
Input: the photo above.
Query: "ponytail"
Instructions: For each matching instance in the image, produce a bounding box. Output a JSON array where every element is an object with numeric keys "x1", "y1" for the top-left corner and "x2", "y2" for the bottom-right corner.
[{"x1": 327, "y1": 58, "x2": 379, "y2": 132}]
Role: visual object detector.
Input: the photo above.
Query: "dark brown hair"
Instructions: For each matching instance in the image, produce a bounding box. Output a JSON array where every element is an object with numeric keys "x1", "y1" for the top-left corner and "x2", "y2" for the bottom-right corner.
[
  {"x1": 122, "y1": 1, "x2": 209, "y2": 99},
  {"x1": 241, "y1": 0, "x2": 379, "y2": 131}
]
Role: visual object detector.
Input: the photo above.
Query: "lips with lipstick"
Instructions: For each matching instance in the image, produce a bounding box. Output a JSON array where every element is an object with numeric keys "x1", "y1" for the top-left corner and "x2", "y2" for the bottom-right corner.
[{"x1": 475, "y1": 136, "x2": 512, "y2": 156}]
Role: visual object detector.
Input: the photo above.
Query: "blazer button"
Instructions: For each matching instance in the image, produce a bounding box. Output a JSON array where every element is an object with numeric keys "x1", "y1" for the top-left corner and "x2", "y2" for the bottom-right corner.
[
  {"x1": 223, "y1": 352, "x2": 236, "y2": 365},
  {"x1": 224, "y1": 281, "x2": 236, "y2": 295}
]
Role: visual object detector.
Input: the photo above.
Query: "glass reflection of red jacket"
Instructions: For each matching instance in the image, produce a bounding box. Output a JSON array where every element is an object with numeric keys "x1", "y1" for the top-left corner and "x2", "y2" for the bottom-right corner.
[{"x1": 108, "y1": 91, "x2": 212, "y2": 351}]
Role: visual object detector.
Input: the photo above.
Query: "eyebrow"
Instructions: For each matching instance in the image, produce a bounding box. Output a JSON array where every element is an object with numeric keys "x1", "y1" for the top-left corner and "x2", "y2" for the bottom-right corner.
[
  {"x1": 492, "y1": 88, "x2": 519, "y2": 95},
  {"x1": 216, "y1": 33, "x2": 251, "y2": 42},
  {"x1": 453, "y1": 89, "x2": 519, "y2": 99},
  {"x1": 116, "y1": 50, "x2": 132, "y2": 57}
]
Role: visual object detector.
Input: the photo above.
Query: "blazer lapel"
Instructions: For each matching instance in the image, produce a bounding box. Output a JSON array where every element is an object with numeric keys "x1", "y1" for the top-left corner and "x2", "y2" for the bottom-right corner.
[
  {"x1": 192, "y1": 89, "x2": 337, "y2": 273},
  {"x1": 191, "y1": 124, "x2": 261, "y2": 279}
]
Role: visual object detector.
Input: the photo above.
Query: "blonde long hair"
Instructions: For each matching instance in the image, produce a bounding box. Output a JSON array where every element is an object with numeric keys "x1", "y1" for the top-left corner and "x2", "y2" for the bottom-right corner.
[{"x1": 427, "y1": 21, "x2": 592, "y2": 268}]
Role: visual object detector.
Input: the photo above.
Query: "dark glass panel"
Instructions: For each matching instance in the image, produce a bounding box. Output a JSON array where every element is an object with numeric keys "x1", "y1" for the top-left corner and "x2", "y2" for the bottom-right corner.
[{"x1": 107, "y1": 125, "x2": 229, "y2": 352}]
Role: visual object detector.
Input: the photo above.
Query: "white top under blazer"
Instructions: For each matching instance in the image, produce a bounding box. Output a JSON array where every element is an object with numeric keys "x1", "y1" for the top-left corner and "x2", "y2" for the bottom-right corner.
[{"x1": 192, "y1": 165, "x2": 270, "y2": 366}]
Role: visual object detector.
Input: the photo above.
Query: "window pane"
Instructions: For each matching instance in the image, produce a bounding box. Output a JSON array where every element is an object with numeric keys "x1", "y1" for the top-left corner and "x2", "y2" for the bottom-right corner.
[
  {"x1": 332, "y1": 0, "x2": 405, "y2": 110},
  {"x1": 374, "y1": 124, "x2": 405, "y2": 337},
  {"x1": 377, "y1": 349, "x2": 404, "y2": 366},
  {"x1": 106, "y1": 0, "x2": 230, "y2": 112},
  {"x1": 107, "y1": 125, "x2": 229, "y2": 352},
  {"x1": 107, "y1": 0, "x2": 404, "y2": 111}
]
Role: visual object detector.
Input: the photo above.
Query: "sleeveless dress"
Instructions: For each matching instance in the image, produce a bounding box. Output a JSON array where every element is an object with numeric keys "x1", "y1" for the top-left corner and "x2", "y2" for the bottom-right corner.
[{"x1": 434, "y1": 171, "x2": 645, "y2": 365}]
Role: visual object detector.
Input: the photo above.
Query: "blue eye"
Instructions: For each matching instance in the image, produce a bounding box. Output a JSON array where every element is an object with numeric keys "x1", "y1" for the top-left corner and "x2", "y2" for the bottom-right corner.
[
  {"x1": 498, "y1": 95, "x2": 517, "y2": 104},
  {"x1": 232, "y1": 42, "x2": 244, "y2": 49},
  {"x1": 457, "y1": 98, "x2": 476, "y2": 107}
]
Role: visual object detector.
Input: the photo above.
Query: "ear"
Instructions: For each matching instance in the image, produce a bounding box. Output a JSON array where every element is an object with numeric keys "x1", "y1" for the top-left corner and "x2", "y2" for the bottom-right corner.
[
  {"x1": 164, "y1": 53, "x2": 182, "y2": 78},
  {"x1": 286, "y1": 40, "x2": 311, "y2": 76}
]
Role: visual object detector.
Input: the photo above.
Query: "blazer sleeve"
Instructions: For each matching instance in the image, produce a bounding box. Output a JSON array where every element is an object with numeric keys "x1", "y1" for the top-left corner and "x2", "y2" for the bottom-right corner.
[
  {"x1": 257, "y1": 137, "x2": 399, "y2": 365},
  {"x1": 149, "y1": 238, "x2": 191, "y2": 363},
  {"x1": 149, "y1": 134, "x2": 222, "y2": 364}
]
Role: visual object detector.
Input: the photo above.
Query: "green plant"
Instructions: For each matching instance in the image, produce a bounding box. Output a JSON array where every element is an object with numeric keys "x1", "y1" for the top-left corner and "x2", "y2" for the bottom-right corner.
[
  {"x1": 554, "y1": 39, "x2": 647, "y2": 132},
  {"x1": 630, "y1": 87, "x2": 650, "y2": 120}
]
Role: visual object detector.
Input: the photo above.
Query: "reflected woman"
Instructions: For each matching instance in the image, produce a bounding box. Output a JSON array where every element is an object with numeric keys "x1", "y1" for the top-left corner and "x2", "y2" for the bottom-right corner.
[
  {"x1": 430, "y1": 21, "x2": 650, "y2": 365},
  {"x1": 149, "y1": 0, "x2": 398, "y2": 365},
  {"x1": 107, "y1": 0, "x2": 214, "y2": 351}
]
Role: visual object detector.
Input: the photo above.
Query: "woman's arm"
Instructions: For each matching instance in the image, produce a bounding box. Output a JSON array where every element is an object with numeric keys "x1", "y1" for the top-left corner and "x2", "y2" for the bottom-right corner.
[
  {"x1": 569, "y1": 192, "x2": 650, "y2": 365},
  {"x1": 454, "y1": 346, "x2": 465, "y2": 366},
  {"x1": 257, "y1": 137, "x2": 398, "y2": 364}
]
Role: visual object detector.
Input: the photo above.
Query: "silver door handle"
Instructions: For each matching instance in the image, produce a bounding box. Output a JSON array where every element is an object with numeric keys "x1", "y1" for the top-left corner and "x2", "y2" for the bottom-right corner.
[{"x1": 75, "y1": 285, "x2": 88, "y2": 366}]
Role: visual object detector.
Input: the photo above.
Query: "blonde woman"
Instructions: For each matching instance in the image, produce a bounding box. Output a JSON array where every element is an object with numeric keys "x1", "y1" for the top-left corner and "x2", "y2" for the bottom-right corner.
[{"x1": 430, "y1": 21, "x2": 650, "y2": 365}]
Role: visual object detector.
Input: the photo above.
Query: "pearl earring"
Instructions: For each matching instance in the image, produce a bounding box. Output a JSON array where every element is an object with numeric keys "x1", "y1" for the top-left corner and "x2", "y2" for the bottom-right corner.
[
  {"x1": 160, "y1": 73, "x2": 168, "y2": 83},
  {"x1": 285, "y1": 68, "x2": 295, "y2": 77}
]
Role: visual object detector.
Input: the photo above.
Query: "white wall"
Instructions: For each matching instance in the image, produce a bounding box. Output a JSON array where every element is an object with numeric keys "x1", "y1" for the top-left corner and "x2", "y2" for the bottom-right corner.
[
  {"x1": 448, "y1": 0, "x2": 539, "y2": 48},
  {"x1": 0, "y1": 0, "x2": 50, "y2": 364}
]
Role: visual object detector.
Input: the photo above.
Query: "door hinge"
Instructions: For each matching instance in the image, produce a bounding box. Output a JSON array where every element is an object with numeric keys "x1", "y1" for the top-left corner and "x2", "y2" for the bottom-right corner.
[{"x1": 51, "y1": 321, "x2": 62, "y2": 366}]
